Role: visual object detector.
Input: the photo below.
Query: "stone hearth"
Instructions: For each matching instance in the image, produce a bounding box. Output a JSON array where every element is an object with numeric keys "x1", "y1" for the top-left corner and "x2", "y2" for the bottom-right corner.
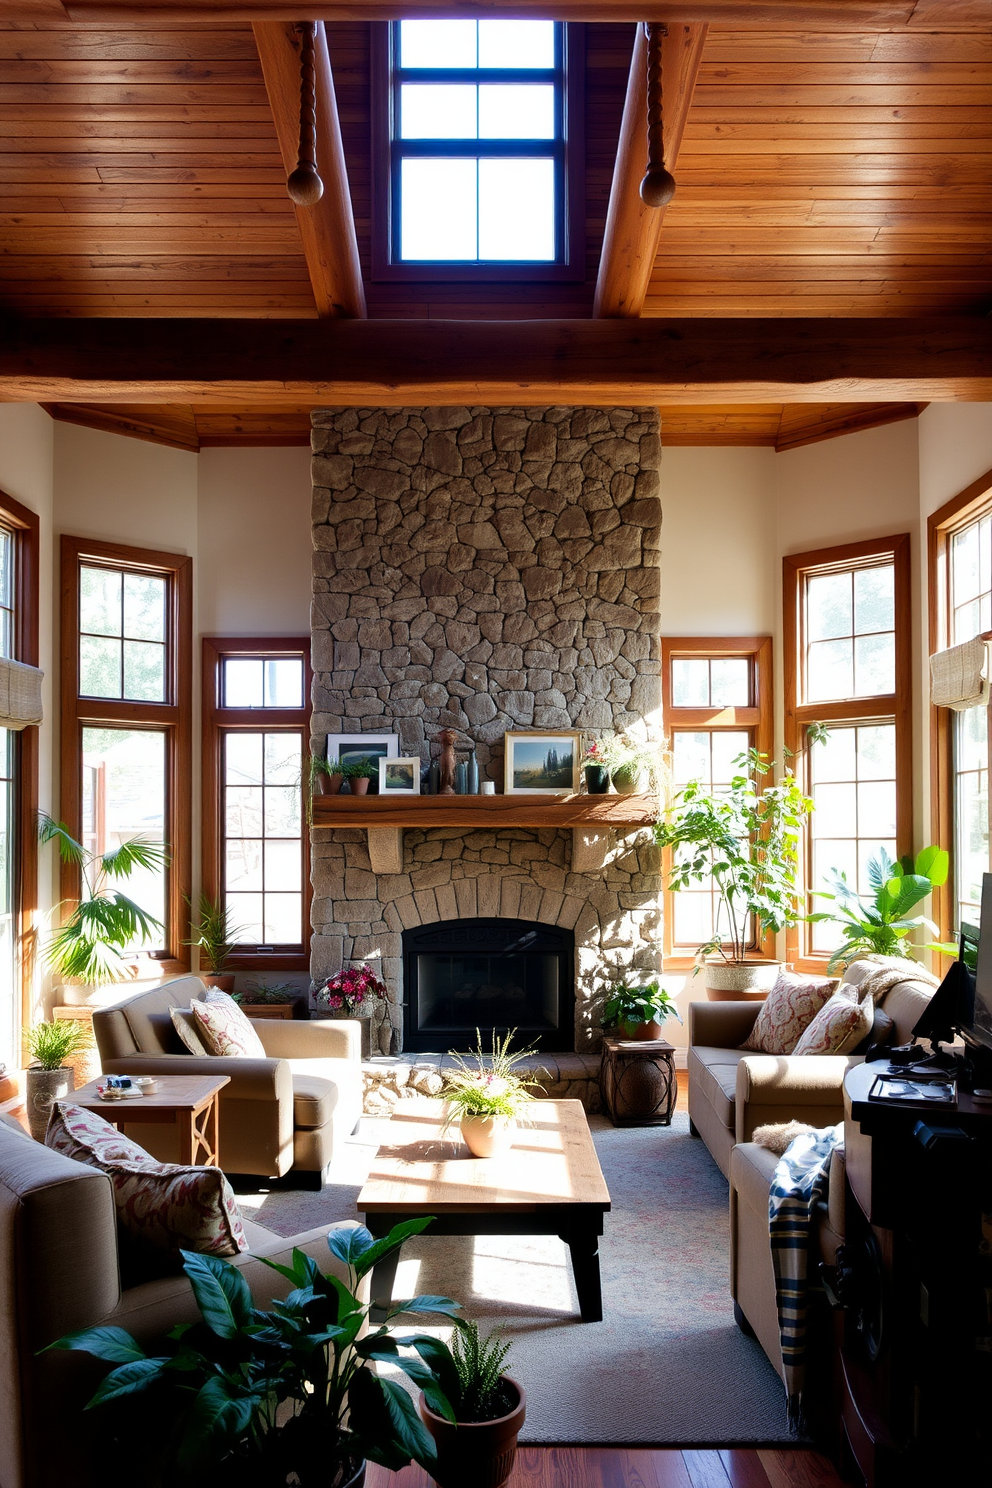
[{"x1": 310, "y1": 405, "x2": 664, "y2": 1052}]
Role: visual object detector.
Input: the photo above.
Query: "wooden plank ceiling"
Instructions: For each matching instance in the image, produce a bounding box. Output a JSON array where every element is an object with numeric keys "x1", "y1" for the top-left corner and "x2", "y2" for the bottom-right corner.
[{"x1": 0, "y1": 17, "x2": 987, "y2": 445}]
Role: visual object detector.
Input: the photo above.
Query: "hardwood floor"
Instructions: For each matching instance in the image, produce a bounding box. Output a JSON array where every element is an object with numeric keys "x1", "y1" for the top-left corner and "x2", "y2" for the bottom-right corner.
[{"x1": 367, "y1": 1447, "x2": 848, "y2": 1488}]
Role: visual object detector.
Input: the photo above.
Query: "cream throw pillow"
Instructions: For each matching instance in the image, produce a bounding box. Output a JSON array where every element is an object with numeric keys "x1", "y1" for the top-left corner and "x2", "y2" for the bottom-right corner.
[
  {"x1": 192, "y1": 989, "x2": 266, "y2": 1057},
  {"x1": 171, "y1": 1005, "x2": 209, "y2": 1055},
  {"x1": 792, "y1": 990, "x2": 872, "y2": 1057},
  {"x1": 740, "y1": 969, "x2": 840, "y2": 1054}
]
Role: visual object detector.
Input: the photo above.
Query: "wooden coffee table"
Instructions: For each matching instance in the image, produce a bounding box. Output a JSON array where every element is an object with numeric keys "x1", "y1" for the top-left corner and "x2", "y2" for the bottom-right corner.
[
  {"x1": 67, "y1": 1075, "x2": 230, "y2": 1167},
  {"x1": 357, "y1": 1098, "x2": 611, "y2": 1323}
]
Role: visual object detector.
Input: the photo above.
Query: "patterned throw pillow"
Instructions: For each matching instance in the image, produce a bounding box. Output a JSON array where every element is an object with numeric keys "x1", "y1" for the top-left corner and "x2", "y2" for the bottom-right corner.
[
  {"x1": 191, "y1": 989, "x2": 265, "y2": 1058},
  {"x1": 792, "y1": 991, "x2": 873, "y2": 1057},
  {"x1": 170, "y1": 1005, "x2": 209, "y2": 1055},
  {"x1": 46, "y1": 1104, "x2": 247, "y2": 1258},
  {"x1": 740, "y1": 969, "x2": 840, "y2": 1054}
]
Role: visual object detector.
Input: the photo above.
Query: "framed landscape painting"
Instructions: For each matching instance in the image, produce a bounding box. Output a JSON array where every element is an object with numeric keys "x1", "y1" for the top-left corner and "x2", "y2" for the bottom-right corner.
[
  {"x1": 379, "y1": 757, "x2": 420, "y2": 794},
  {"x1": 326, "y1": 733, "x2": 398, "y2": 795},
  {"x1": 504, "y1": 731, "x2": 580, "y2": 795}
]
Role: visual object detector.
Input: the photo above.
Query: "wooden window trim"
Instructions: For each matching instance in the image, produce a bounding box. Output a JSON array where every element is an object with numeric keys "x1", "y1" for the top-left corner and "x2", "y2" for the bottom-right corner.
[
  {"x1": 784, "y1": 533, "x2": 913, "y2": 971},
  {"x1": 928, "y1": 464, "x2": 992, "y2": 945},
  {"x1": 60, "y1": 536, "x2": 192, "y2": 974},
  {"x1": 661, "y1": 635, "x2": 774, "y2": 971},
  {"x1": 202, "y1": 637, "x2": 313, "y2": 973},
  {"x1": 0, "y1": 491, "x2": 39, "y2": 1038},
  {"x1": 370, "y1": 21, "x2": 586, "y2": 284}
]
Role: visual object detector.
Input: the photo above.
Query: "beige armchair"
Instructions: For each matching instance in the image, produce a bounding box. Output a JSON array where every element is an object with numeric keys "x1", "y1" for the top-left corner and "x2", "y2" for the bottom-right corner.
[
  {"x1": 92, "y1": 976, "x2": 363, "y2": 1185},
  {"x1": 688, "y1": 960, "x2": 936, "y2": 1177},
  {"x1": 0, "y1": 1112, "x2": 363, "y2": 1488}
]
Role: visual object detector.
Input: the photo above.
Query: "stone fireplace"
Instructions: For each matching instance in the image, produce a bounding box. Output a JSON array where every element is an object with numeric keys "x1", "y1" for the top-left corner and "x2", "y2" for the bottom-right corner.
[{"x1": 310, "y1": 405, "x2": 663, "y2": 1053}]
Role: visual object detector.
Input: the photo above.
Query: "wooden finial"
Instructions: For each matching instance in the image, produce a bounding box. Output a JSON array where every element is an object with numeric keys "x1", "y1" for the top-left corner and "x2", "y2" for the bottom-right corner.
[
  {"x1": 287, "y1": 21, "x2": 324, "y2": 206},
  {"x1": 639, "y1": 22, "x2": 676, "y2": 209}
]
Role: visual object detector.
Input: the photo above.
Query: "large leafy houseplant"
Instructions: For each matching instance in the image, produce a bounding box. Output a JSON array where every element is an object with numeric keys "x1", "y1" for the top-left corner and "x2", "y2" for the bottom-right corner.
[
  {"x1": 601, "y1": 980, "x2": 682, "y2": 1038},
  {"x1": 49, "y1": 1220, "x2": 465, "y2": 1488},
  {"x1": 38, "y1": 812, "x2": 168, "y2": 984},
  {"x1": 653, "y1": 748, "x2": 813, "y2": 965},
  {"x1": 811, "y1": 844, "x2": 948, "y2": 972}
]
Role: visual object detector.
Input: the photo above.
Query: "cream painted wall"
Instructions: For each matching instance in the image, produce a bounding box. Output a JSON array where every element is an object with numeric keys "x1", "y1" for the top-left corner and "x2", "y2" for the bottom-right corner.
[
  {"x1": 0, "y1": 404, "x2": 56, "y2": 1034},
  {"x1": 918, "y1": 403, "x2": 992, "y2": 518},
  {"x1": 659, "y1": 445, "x2": 777, "y2": 636},
  {"x1": 197, "y1": 447, "x2": 311, "y2": 635}
]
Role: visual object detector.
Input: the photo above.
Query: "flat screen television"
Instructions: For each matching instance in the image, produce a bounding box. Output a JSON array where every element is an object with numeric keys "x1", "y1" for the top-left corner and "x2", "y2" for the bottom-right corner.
[{"x1": 966, "y1": 872, "x2": 992, "y2": 1053}]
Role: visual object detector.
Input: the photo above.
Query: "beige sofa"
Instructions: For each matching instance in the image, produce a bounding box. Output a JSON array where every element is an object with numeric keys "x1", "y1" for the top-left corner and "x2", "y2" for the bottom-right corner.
[
  {"x1": 0, "y1": 1111, "x2": 363, "y2": 1488},
  {"x1": 688, "y1": 959, "x2": 936, "y2": 1177},
  {"x1": 92, "y1": 976, "x2": 363, "y2": 1185}
]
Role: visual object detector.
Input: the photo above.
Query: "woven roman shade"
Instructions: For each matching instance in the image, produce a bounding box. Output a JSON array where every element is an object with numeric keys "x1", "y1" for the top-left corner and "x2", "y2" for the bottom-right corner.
[
  {"x1": 0, "y1": 656, "x2": 43, "y2": 728},
  {"x1": 929, "y1": 636, "x2": 989, "y2": 711}
]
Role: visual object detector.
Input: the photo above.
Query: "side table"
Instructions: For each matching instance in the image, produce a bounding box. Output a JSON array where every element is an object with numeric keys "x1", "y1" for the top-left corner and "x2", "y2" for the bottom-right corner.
[
  {"x1": 600, "y1": 1037, "x2": 676, "y2": 1127},
  {"x1": 66, "y1": 1075, "x2": 230, "y2": 1166}
]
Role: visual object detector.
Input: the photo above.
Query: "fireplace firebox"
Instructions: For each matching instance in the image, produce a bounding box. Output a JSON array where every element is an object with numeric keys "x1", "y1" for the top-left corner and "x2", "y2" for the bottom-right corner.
[{"x1": 402, "y1": 919, "x2": 575, "y2": 1053}]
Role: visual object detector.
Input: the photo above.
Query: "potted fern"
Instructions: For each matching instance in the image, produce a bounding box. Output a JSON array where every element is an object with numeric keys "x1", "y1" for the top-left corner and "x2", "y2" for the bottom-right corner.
[
  {"x1": 418, "y1": 1321, "x2": 525, "y2": 1488},
  {"x1": 24, "y1": 1019, "x2": 92, "y2": 1140}
]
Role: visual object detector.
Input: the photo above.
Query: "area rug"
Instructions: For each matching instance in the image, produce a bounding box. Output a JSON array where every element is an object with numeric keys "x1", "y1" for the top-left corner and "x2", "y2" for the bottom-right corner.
[{"x1": 236, "y1": 1113, "x2": 796, "y2": 1445}]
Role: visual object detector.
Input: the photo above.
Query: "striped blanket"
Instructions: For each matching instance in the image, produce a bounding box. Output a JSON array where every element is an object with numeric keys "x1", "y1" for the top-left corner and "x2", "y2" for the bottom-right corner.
[{"x1": 768, "y1": 1122, "x2": 844, "y2": 1429}]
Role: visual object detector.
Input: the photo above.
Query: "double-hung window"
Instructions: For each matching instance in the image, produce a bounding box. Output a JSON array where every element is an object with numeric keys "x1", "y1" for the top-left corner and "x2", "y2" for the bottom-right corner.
[
  {"x1": 61, "y1": 537, "x2": 192, "y2": 970},
  {"x1": 374, "y1": 19, "x2": 582, "y2": 276},
  {"x1": 930, "y1": 469, "x2": 992, "y2": 936},
  {"x1": 0, "y1": 492, "x2": 38, "y2": 1071},
  {"x1": 661, "y1": 637, "x2": 773, "y2": 966},
  {"x1": 784, "y1": 535, "x2": 912, "y2": 966},
  {"x1": 202, "y1": 639, "x2": 312, "y2": 972}
]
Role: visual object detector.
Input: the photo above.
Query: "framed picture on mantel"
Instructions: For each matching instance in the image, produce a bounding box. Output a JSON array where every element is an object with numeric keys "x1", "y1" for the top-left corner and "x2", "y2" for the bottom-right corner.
[
  {"x1": 504, "y1": 731, "x2": 580, "y2": 795},
  {"x1": 326, "y1": 733, "x2": 398, "y2": 795}
]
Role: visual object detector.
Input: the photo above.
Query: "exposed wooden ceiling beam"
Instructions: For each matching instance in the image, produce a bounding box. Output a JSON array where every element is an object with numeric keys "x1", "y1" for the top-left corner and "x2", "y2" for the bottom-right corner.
[
  {"x1": 252, "y1": 21, "x2": 365, "y2": 320},
  {"x1": 17, "y1": 4, "x2": 992, "y2": 31},
  {"x1": 595, "y1": 22, "x2": 706, "y2": 319},
  {"x1": 3, "y1": 317, "x2": 990, "y2": 405}
]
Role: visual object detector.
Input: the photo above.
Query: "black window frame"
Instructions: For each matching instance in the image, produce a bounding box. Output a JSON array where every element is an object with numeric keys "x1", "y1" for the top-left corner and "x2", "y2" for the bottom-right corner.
[{"x1": 371, "y1": 20, "x2": 585, "y2": 283}]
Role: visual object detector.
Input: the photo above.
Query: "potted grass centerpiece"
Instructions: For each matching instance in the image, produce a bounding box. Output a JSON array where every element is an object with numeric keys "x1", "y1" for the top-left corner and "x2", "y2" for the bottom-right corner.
[
  {"x1": 24, "y1": 1019, "x2": 92, "y2": 1140},
  {"x1": 419, "y1": 1321, "x2": 526, "y2": 1488},
  {"x1": 442, "y1": 1031, "x2": 543, "y2": 1158}
]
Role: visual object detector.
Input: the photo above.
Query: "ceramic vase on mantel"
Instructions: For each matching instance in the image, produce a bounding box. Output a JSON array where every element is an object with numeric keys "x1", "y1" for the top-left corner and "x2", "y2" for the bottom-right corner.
[
  {"x1": 460, "y1": 1113, "x2": 515, "y2": 1157},
  {"x1": 704, "y1": 960, "x2": 780, "y2": 1002}
]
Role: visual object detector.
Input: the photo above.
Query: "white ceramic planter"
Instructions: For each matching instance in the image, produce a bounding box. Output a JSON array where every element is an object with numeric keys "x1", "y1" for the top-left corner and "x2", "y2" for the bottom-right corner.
[
  {"x1": 460, "y1": 1113, "x2": 515, "y2": 1157},
  {"x1": 704, "y1": 960, "x2": 781, "y2": 1002}
]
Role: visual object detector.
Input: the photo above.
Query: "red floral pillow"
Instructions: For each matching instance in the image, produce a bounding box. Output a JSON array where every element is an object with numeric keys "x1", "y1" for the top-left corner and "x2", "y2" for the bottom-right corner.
[
  {"x1": 46, "y1": 1104, "x2": 247, "y2": 1259},
  {"x1": 740, "y1": 969, "x2": 840, "y2": 1054},
  {"x1": 792, "y1": 991, "x2": 873, "y2": 1057}
]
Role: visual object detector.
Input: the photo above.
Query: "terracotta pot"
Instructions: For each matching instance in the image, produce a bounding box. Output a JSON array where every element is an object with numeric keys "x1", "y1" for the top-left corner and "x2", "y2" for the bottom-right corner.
[
  {"x1": 203, "y1": 973, "x2": 235, "y2": 994},
  {"x1": 583, "y1": 763, "x2": 610, "y2": 795},
  {"x1": 460, "y1": 1113, "x2": 515, "y2": 1157},
  {"x1": 26, "y1": 1065, "x2": 74, "y2": 1141},
  {"x1": 419, "y1": 1379, "x2": 526, "y2": 1488},
  {"x1": 704, "y1": 960, "x2": 780, "y2": 1002},
  {"x1": 350, "y1": 777, "x2": 371, "y2": 796},
  {"x1": 327, "y1": 773, "x2": 345, "y2": 794},
  {"x1": 619, "y1": 1017, "x2": 664, "y2": 1041},
  {"x1": 313, "y1": 772, "x2": 331, "y2": 796}
]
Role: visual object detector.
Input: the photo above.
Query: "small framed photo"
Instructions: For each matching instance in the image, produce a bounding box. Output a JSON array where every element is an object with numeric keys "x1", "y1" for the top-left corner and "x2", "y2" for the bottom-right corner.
[
  {"x1": 326, "y1": 733, "x2": 398, "y2": 796},
  {"x1": 379, "y1": 757, "x2": 420, "y2": 795},
  {"x1": 504, "y1": 731, "x2": 580, "y2": 795}
]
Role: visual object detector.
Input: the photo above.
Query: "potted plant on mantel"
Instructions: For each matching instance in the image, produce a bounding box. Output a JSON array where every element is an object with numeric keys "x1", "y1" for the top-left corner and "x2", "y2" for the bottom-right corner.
[
  {"x1": 601, "y1": 980, "x2": 682, "y2": 1041},
  {"x1": 419, "y1": 1320, "x2": 526, "y2": 1488},
  {"x1": 51, "y1": 1220, "x2": 468, "y2": 1488},
  {"x1": 186, "y1": 893, "x2": 246, "y2": 994},
  {"x1": 343, "y1": 757, "x2": 378, "y2": 796},
  {"x1": 653, "y1": 747, "x2": 814, "y2": 999}
]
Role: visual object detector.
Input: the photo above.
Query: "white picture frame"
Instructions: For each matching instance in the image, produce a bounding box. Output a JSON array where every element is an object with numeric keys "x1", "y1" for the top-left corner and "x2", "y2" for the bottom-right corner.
[
  {"x1": 325, "y1": 733, "x2": 399, "y2": 796},
  {"x1": 504, "y1": 731, "x2": 580, "y2": 795},
  {"x1": 379, "y1": 757, "x2": 420, "y2": 795}
]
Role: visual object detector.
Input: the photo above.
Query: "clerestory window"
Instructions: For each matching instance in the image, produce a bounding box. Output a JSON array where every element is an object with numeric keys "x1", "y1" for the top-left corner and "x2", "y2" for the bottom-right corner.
[{"x1": 373, "y1": 19, "x2": 583, "y2": 280}]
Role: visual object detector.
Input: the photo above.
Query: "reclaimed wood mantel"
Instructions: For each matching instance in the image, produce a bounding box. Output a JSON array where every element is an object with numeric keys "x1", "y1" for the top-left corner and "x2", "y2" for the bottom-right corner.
[{"x1": 311, "y1": 793, "x2": 658, "y2": 873}]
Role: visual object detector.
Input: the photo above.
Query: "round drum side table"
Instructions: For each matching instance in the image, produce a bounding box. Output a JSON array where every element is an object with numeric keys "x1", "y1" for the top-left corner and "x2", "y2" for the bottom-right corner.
[{"x1": 600, "y1": 1036, "x2": 677, "y2": 1126}]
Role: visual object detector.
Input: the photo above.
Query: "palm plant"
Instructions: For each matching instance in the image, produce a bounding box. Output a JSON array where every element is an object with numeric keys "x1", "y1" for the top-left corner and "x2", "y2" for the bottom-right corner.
[
  {"x1": 186, "y1": 893, "x2": 246, "y2": 976},
  {"x1": 38, "y1": 812, "x2": 168, "y2": 985},
  {"x1": 811, "y1": 844, "x2": 948, "y2": 972}
]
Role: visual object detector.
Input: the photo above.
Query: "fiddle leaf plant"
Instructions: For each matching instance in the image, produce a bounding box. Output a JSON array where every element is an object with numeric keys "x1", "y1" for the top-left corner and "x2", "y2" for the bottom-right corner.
[
  {"x1": 653, "y1": 748, "x2": 813, "y2": 966},
  {"x1": 811, "y1": 844, "x2": 948, "y2": 972},
  {"x1": 38, "y1": 812, "x2": 168, "y2": 985}
]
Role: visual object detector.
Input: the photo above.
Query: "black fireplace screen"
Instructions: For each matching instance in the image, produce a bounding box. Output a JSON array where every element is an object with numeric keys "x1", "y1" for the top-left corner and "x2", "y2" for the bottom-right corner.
[{"x1": 402, "y1": 918, "x2": 574, "y2": 1052}]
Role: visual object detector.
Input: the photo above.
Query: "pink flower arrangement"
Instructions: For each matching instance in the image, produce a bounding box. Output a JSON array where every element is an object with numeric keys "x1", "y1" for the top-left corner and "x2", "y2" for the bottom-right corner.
[{"x1": 314, "y1": 962, "x2": 388, "y2": 1015}]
